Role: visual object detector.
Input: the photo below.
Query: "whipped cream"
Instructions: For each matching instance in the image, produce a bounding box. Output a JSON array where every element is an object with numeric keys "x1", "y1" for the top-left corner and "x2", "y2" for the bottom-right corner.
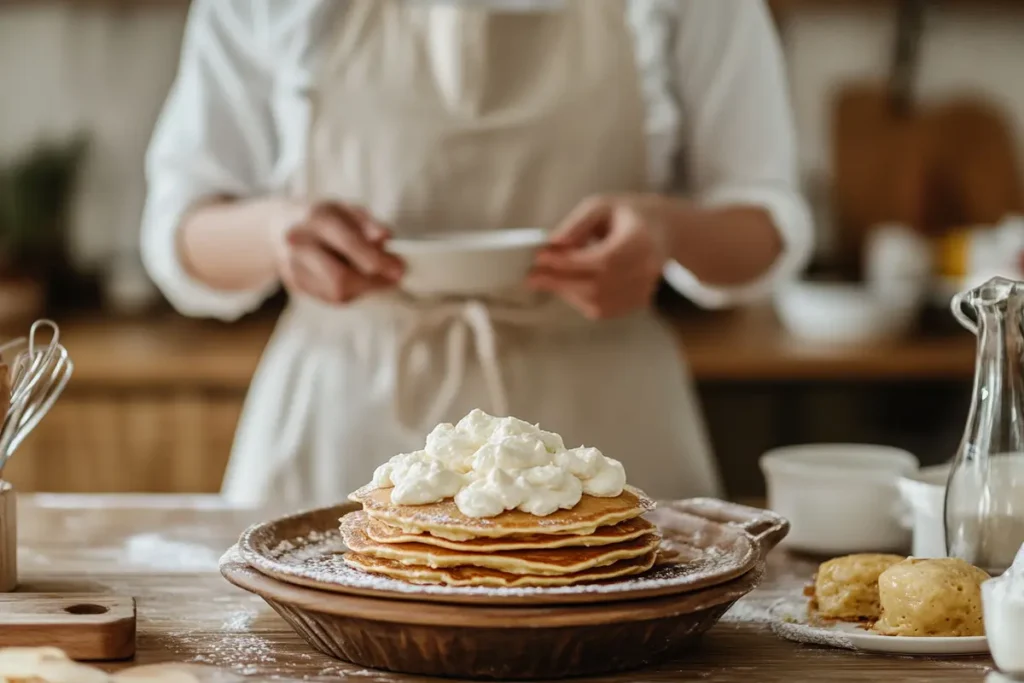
[
  {"x1": 984, "y1": 543, "x2": 1024, "y2": 673},
  {"x1": 372, "y1": 409, "x2": 626, "y2": 518}
]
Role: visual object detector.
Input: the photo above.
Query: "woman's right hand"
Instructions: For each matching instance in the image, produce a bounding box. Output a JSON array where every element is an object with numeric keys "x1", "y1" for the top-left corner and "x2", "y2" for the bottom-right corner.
[{"x1": 273, "y1": 201, "x2": 405, "y2": 304}]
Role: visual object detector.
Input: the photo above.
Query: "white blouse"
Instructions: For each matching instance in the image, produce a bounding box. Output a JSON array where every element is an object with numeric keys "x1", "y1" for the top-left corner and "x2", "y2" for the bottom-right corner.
[{"x1": 141, "y1": 0, "x2": 812, "y2": 321}]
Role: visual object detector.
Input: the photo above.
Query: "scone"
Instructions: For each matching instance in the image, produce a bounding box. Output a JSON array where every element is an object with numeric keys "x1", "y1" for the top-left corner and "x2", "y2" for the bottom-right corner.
[
  {"x1": 872, "y1": 557, "x2": 990, "y2": 637},
  {"x1": 811, "y1": 553, "x2": 905, "y2": 620}
]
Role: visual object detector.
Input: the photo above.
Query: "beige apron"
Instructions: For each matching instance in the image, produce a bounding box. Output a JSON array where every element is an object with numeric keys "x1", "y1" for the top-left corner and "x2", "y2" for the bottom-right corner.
[{"x1": 221, "y1": 0, "x2": 721, "y2": 509}]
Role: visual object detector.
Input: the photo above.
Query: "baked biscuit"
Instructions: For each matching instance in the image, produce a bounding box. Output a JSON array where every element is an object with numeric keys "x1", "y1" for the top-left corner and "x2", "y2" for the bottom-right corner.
[
  {"x1": 812, "y1": 553, "x2": 905, "y2": 620},
  {"x1": 872, "y1": 557, "x2": 990, "y2": 637}
]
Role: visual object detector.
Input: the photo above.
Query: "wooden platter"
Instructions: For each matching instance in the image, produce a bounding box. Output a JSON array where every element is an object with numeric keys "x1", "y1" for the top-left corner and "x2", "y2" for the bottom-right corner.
[
  {"x1": 237, "y1": 497, "x2": 789, "y2": 606},
  {"x1": 221, "y1": 551, "x2": 768, "y2": 680}
]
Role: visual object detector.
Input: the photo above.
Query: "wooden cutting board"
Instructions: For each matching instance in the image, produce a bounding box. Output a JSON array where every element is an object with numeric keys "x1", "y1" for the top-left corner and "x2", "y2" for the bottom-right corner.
[{"x1": 0, "y1": 595, "x2": 135, "y2": 660}]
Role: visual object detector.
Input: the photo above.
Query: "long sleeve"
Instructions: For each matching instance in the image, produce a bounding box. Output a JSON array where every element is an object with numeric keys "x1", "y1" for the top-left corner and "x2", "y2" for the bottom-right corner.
[
  {"x1": 140, "y1": 0, "x2": 280, "y2": 321},
  {"x1": 662, "y1": 0, "x2": 813, "y2": 309}
]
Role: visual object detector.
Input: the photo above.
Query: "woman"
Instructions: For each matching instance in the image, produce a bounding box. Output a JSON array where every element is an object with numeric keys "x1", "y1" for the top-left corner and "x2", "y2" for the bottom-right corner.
[{"x1": 142, "y1": 0, "x2": 812, "y2": 508}]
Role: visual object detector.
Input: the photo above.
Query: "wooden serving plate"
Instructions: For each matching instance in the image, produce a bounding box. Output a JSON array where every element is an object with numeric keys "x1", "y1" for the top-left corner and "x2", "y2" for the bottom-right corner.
[
  {"x1": 221, "y1": 551, "x2": 769, "y2": 680},
  {"x1": 237, "y1": 497, "x2": 788, "y2": 606}
]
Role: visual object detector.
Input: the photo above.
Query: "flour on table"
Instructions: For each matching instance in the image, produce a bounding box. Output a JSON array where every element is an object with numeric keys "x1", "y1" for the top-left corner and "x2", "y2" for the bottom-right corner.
[
  {"x1": 720, "y1": 596, "x2": 777, "y2": 624},
  {"x1": 220, "y1": 608, "x2": 258, "y2": 632},
  {"x1": 123, "y1": 533, "x2": 221, "y2": 571},
  {"x1": 171, "y1": 632, "x2": 278, "y2": 671}
]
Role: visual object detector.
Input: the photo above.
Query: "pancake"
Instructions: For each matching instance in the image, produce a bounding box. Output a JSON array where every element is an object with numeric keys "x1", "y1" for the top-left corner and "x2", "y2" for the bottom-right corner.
[
  {"x1": 341, "y1": 511, "x2": 660, "y2": 575},
  {"x1": 349, "y1": 485, "x2": 654, "y2": 541},
  {"x1": 363, "y1": 514, "x2": 656, "y2": 552},
  {"x1": 343, "y1": 550, "x2": 659, "y2": 588}
]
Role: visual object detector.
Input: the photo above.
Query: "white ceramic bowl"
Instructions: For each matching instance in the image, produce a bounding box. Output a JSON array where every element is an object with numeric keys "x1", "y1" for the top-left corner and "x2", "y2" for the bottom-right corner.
[
  {"x1": 773, "y1": 281, "x2": 921, "y2": 344},
  {"x1": 896, "y1": 464, "x2": 949, "y2": 558},
  {"x1": 387, "y1": 229, "x2": 548, "y2": 297},
  {"x1": 899, "y1": 458, "x2": 1024, "y2": 562},
  {"x1": 760, "y1": 444, "x2": 919, "y2": 555}
]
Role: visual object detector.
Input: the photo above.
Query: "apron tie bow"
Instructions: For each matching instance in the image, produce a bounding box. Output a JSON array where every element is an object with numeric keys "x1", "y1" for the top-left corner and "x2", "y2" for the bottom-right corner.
[{"x1": 395, "y1": 299, "x2": 511, "y2": 430}]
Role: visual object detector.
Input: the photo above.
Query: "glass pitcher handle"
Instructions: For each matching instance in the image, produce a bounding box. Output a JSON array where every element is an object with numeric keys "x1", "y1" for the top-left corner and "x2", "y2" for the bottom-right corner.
[{"x1": 950, "y1": 290, "x2": 978, "y2": 334}]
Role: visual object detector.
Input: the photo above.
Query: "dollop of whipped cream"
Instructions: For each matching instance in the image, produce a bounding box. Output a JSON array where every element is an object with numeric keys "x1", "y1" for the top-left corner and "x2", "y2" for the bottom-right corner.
[{"x1": 371, "y1": 409, "x2": 626, "y2": 518}]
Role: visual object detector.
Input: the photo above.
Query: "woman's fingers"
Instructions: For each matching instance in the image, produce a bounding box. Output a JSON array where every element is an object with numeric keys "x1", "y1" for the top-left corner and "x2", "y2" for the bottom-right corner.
[
  {"x1": 307, "y1": 203, "x2": 403, "y2": 280},
  {"x1": 535, "y1": 245, "x2": 606, "y2": 275},
  {"x1": 537, "y1": 203, "x2": 647, "y2": 276},
  {"x1": 535, "y1": 219, "x2": 641, "y2": 275},
  {"x1": 548, "y1": 196, "x2": 613, "y2": 248},
  {"x1": 278, "y1": 203, "x2": 401, "y2": 305},
  {"x1": 529, "y1": 274, "x2": 600, "y2": 319},
  {"x1": 345, "y1": 205, "x2": 391, "y2": 243},
  {"x1": 528, "y1": 268, "x2": 655, "y2": 320},
  {"x1": 287, "y1": 241, "x2": 393, "y2": 304}
]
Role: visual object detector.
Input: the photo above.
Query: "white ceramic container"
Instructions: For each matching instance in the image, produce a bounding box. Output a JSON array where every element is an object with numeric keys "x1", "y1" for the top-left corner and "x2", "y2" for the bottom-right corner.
[
  {"x1": 899, "y1": 458, "x2": 1024, "y2": 561},
  {"x1": 896, "y1": 464, "x2": 949, "y2": 558},
  {"x1": 760, "y1": 444, "x2": 919, "y2": 555},
  {"x1": 773, "y1": 281, "x2": 921, "y2": 344},
  {"x1": 387, "y1": 229, "x2": 547, "y2": 297}
]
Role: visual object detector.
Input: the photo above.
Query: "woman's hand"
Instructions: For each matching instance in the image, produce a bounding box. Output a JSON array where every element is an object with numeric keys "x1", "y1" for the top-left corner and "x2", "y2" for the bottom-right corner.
[
  {"x1": 528, "y1": 195, "x2": 678, "y2": 320},
  {"x1": 273, "y1": 201, "x2": 405, "y2": 304}
]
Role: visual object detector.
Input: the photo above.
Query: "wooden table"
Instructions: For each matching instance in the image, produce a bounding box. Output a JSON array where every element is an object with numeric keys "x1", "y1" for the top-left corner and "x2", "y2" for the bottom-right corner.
[{"x1": 14, "y1": 494, "x2": 996, "y2": 682}]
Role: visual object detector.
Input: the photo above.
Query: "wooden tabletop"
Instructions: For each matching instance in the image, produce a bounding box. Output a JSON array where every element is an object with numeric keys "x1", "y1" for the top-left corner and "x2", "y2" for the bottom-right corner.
[
  {"x1": 13, "y1": 495, "x2": 997, "y2": 682},
  {"x1": 42, "y1": 305, "x2": 976, "y2": 390}
]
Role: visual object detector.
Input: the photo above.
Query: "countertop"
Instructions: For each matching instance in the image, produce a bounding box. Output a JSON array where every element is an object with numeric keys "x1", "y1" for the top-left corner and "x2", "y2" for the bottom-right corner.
[
  {"x1": 15, "y1": 494, "x2": 995, "y2": 682},
  {"x1": 44, "y1": 304, "x2": 976, "y2": 389}
]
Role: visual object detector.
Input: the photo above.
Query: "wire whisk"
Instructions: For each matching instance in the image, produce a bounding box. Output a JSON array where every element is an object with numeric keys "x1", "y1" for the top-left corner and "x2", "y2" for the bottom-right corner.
[{"x1": 0, "y1": 320, "x2": 73, "y2": 473}]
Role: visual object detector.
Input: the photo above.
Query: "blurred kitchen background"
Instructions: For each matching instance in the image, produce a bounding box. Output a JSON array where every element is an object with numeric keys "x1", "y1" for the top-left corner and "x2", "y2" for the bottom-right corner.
[{"x1": 1, "y1": 0, "x2": 1020, "y2": 498}]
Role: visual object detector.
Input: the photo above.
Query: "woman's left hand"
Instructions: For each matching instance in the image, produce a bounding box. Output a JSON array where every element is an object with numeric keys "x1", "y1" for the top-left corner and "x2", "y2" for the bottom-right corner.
[{"x1": 528, "y1": 194, "x2": 679, "y2": 320}]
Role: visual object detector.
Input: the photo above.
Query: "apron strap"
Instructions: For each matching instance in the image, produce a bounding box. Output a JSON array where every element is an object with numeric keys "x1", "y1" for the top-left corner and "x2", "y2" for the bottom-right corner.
[
  {"x1": 394, "y1": 298, "x2": 579, "y2": 430},
  {"x1": 394, "y1": 300, "x2": 509, "y2": 430}
]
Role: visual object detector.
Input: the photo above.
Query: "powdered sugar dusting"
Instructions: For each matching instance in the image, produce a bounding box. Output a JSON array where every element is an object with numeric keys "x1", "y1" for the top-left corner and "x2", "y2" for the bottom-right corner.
[
  {"x1": 768, "y1": 596, "x2": 866, "y2": 651},
  {"x1": 231, "y1": 526, "x2": 747, "y2": 599},
  {"x1": 719, "y1": 596, "x2": 778, "y2": 624},
  {"x1": 773, "y1": 620, "x2": 857, "y2": 650},
  {"x1": 124, "y1": 532, "x2": 222, "y2": 571}
]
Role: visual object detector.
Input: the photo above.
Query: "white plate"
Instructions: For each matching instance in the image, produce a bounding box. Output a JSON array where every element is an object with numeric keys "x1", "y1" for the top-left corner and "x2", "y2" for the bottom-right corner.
[
  {"x1": 386, "y1": 228, "x2": 548, "y2": 296},
  {"x1": 769, "y1": 596, "x2": 989, "y2": 655}
]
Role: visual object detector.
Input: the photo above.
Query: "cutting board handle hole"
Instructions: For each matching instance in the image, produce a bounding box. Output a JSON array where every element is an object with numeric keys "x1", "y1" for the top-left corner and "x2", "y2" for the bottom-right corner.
[{"x1": 65, "y1": 603, "x2": 108, "y2": 615}]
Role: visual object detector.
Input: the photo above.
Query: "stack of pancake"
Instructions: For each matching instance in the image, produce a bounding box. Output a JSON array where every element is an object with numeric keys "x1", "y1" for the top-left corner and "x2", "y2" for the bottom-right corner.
[{"x1": 342, "y1": 484, "x2": 661, "y2": 588}]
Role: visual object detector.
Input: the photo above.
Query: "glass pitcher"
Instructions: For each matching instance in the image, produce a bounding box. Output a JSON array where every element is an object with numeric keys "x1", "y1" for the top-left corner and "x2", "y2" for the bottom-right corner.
[{"x1": 946, "y1": 276, "x2": 1024, "y2": 574}]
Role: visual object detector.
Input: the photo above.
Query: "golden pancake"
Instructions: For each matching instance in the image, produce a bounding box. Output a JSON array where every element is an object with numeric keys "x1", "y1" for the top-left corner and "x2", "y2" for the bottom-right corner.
[
  {"x1": 349, "y1": 485, "x2": 654, "y2": 541},
  {"x1": 363, "y1": 514, "x2": 656, "y2": 552},
  {"x1": 343, "y1": 550, "x2": 659, "y2": 587},
  {"x1": 341, "y1": 511, "x2": 660, "y2": 575}
]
